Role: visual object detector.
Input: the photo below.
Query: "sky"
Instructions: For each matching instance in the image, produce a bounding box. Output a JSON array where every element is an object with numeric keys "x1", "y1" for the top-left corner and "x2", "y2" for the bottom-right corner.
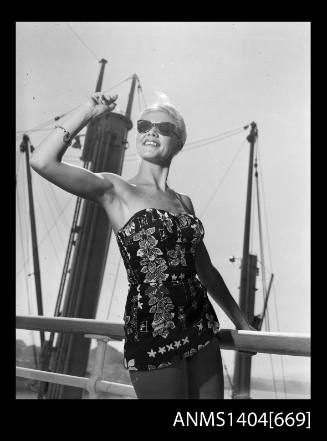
[{"x1": 16, "y1": 22, "x2": 310, "y2": 393}]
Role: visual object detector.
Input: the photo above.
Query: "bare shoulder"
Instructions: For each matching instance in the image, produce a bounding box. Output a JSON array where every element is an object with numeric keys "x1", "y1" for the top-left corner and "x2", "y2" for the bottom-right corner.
[{"x1": 176, "y1": 191, "x2": 196, "y2": 215}]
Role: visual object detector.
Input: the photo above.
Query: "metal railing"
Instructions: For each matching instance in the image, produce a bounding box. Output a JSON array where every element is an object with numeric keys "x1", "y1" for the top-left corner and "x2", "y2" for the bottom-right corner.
[{"x1": 16, "y1": 315, "x2": 310, "y2": 399}]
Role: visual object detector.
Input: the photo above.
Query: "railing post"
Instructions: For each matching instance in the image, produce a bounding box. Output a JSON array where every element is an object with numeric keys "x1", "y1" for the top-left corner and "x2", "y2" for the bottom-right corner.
[{"x1": 84, "y1": 334, "x2": 110, "y2": 399}]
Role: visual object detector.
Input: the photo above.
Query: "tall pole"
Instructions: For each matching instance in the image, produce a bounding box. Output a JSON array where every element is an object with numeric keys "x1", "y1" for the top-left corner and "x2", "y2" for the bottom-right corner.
[
  {"x1": 125, "y1": 74, "x2": 138, "y2": 120},
  {"x1": 232, "y1": 122, "x2": 258, "y2": 399},
  {"x1": 95, "y1": 59, "x2": 107, "y2": 92},
  {"x1": 20, "y1": 134, "x2": 45, "y2": 348}
]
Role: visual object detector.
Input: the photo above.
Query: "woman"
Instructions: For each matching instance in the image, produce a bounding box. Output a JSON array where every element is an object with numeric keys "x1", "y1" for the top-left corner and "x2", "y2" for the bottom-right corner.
[{"x1": 30, "y1": 91, "x2": 254, "y2": 399}]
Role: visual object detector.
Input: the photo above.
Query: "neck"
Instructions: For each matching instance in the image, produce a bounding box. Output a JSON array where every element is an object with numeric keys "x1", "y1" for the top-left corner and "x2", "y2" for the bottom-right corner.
[{"x1": 133, "y1": 160, "x2": 171, "y2": 192}]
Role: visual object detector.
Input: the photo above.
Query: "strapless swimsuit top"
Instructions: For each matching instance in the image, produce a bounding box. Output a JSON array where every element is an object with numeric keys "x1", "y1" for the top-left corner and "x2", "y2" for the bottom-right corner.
[{"x1": 115, "y1": 207, "x2": 205, "y2": 286}]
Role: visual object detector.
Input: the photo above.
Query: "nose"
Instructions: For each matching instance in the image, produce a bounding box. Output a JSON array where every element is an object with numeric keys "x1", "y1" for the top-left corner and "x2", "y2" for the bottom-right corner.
[{"x1": 147, "y1": 125, "x2": 159, "y2": 137}]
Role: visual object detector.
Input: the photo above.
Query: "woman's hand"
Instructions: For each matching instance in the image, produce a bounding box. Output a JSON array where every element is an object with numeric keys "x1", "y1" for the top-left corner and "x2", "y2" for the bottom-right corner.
[{"x1": 86, "y1": 92, "x2": 118, "y2": 119}]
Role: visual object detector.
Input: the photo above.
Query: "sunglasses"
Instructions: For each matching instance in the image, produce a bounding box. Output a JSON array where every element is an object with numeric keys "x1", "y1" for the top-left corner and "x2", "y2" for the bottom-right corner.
[{"x1": 137, "y1": 120, "x2": 180, "y2": 138}]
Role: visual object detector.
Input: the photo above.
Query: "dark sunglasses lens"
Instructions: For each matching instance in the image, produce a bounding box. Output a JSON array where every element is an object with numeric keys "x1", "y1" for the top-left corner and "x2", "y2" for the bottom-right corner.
[
  {"x1": 157, "y1": 122, "x2": 176, "y2": 136},
  {"x1": 137, "y1": 120, "x2": 152, "y2": 133}
]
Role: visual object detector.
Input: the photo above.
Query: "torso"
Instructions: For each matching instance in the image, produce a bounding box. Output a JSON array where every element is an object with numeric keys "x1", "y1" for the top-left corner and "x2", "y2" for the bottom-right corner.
[{"x1": 99, "y1": 176, "x2": 192, "y2": 235}]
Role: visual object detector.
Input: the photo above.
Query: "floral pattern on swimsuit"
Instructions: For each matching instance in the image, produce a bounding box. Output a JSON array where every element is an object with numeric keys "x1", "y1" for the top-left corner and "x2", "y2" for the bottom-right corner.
[{"x1": 116, "y1": 207, "x2": 220, "y2": 371}]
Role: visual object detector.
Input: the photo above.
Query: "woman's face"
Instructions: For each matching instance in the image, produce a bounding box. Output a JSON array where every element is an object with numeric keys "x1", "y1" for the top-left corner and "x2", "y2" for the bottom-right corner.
[{"x1": 136, "y1": 110, "x2": 181, "y2": 163}]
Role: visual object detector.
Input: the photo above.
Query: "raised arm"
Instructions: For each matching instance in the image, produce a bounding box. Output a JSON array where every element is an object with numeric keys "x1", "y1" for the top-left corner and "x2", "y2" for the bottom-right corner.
[{"x1": 30, "y1": 93, "x2": 119, "y2": 202}]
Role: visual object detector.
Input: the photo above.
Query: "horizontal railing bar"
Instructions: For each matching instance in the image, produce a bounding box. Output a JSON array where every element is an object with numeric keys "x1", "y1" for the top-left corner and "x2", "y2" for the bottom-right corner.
[
  {"x1": 16, "y1": 315, "x2": 125, "y2": 340},
  {"x1": 16, "y1": 315, "x2": 310, "y2": 356},
  {"x1": 16, "y1": 367, "x2": 136, "y2": 398},
  {"x1": 218, "y1": 330, "x2": 310, "y2": 356},
  {"x1": 16, "y1": 367, "x2": 88, "y2": 388}
]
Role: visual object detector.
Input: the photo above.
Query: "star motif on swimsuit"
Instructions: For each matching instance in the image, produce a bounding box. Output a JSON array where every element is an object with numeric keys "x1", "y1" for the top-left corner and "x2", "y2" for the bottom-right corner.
[
  {"x1": 196, "y1": 322, "x2": 203, "y2": 331},
  {"x1": 147, "y1": 349, "x2": 157, "y2": 358},
  {"x1": 166, "y1": 343, "x2": 174, "y2": 351},
  {"x1": 174, "y1": 340, "x2": 181, "y2": 349},
  {"x1": 179, "y1": 274, "x2": 185, "y2": 280},
  {"x1": 138, "y1": 301, "x2": 143, "y2": 309},
  {"x1": 171, "y1": 274, "x2": 178, "y2": 280},
  {"x1": 158, "y1": 346, "x2": 166, "y2": 354},
  {"x1": 182, "y1": 336, "x2": 189, "y2": 345}
]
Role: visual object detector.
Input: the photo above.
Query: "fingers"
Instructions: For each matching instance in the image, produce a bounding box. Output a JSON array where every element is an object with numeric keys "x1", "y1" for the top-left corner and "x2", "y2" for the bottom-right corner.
[{"x1": 90, "y1": 92, "x2": 118, "y2": 107}]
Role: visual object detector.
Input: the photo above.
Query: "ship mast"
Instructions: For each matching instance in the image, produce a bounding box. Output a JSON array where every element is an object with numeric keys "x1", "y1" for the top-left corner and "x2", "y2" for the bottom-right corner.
[
  {"x1": 20, "y1": 135, "x2": 45, "y2": 350},
  {"x1": 232, "y1": 122, "x2": 258, "y2": 399}
]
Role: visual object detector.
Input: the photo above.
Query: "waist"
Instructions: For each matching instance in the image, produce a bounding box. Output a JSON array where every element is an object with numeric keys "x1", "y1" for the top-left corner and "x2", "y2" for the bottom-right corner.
[{"x1": 128, "y1": 273, "x2": 200, "y2": 288}]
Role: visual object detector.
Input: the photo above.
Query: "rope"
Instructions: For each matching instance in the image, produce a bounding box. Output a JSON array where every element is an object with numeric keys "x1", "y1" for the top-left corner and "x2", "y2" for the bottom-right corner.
[
  {"x1": 35, "y1": 192, "x2": 62, "y2": 267},
  {"x1": 16, "y1": 76, "x2": 132, "y2": 135},
  {"x1": 257, "y1": 147, "x2": 287, "y2": 398},
  {"x1": 185, "y1": 126, "x2": 248, "y2": 147},
  {"x1": 44, "y1": 181, "x2": 71, "y2": 230},
  {"x1": 16, "y1": 195, "x2": 75, "y2": 278},
  {"x1": 199, "y1": 139, "x2": 246, "y2": 218},
  {"x1": 105, "y1": 257, "x2": 122, "y2": 321},
  {"x1": 38, "y1": 181, "x2": 67, "y2": 250},
  {"x1": 66, "y1": 23, "x2": 99, "y2": 62},
  {"x1": 222, "y1": 356, "x2": 233, "y2": 390}
]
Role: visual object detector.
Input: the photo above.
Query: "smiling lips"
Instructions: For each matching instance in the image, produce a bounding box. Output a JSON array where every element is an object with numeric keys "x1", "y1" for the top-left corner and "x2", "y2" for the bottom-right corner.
[{"x1": 143, "y1": 138, "x2": 160, "y2": 147}]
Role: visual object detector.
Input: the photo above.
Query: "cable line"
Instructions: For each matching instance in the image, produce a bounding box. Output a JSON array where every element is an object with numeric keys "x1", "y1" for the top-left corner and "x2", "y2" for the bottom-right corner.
[
  {"x1": 257, "y1": 147, "x2": 287, "y2": 398},
  {"x1": 222, "y1": 356, "x2": 233, "y2": 391},
  {"x1": 199, "y1": 139, "x2": 246, "y2": 218},
  {"x1": 16, "y1": 194, "x2": 75, "y2": 278},
  {"x1": 44, "y1": 181, "x2": 71, "y2": 230},
  {"x1": 185, "y1": 125, "x2": 249, "y2": 147},
  {"x1": 66, "y1": 23, "x2": 99, "y2": 62},
  {"x1": 105, "y1": 257, "x2": 122, "y2": 321},
  {"x1": 16, "y1": 76, "x2": 132, "y2": 136},
  {"x1": 36, "y1": 181, "x2": 67, "y2": 252}
]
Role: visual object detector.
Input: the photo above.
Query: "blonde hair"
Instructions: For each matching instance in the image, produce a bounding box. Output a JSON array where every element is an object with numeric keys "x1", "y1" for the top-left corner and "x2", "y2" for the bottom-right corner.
[{"x1": 139, "y1": 92, "x2": 187, "y2": 149}]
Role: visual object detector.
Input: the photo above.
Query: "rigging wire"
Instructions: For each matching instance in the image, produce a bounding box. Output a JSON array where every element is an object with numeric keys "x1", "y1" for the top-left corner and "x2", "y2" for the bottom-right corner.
[
  {"x1": 223, "y1": 359, "x2": 233, "y2": 391},
  {"x1": 66, "y1": 23, "x2": 99, "y2": 62},
  {"x1": 16, "y1": 113, "x2": 68, "y2": 136},
  {"x1": 199, "y1": 139, "x2": 246, "y2": 218},
  {"x1": 16, "y1": 76, "x2": 132, "y2": 136},
  {"x1": 44, "y1": 181, "x2": 71, "y2": 230},
  {"x1": 16, "y1": 195, "x2": 75, "y2": 279},
  {"x1": 252, "y1": 140, "x2": 278, "y2": 398},
  {"x1": 257, "y1": 147, "x2": 288, "y2": 398},
  {"x1": 39, "y1": 180, "x2": 70, "y2": 248},
  {"x1": 184, "y1": 126, "x2": 248, "y2": 147},
  {"x1": 34, "y1": 191, "x2": 62, "y2": 268},
  {"x1": 105, "y1": 257, "x2": 122, "y2": 321},
  {"x1": 255, "y1": 150, "x2": 270, "y2": 327}
]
